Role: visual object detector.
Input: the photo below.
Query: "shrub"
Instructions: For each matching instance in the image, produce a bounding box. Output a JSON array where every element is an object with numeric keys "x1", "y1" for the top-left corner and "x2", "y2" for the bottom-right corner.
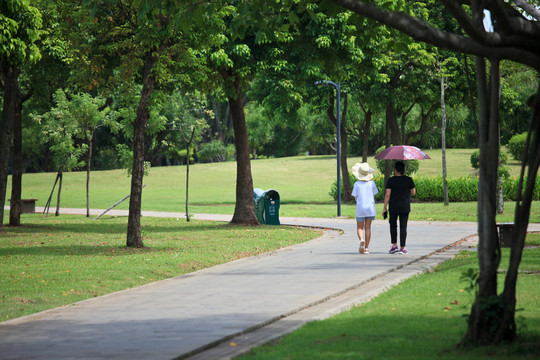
[
  {"x1": 470, "y1": 150, "x2": 480, "y2": 169},
  {"x1": 330, "y1": 175, "x2": 539, "y2": 203},
  {"x1": 507, "y1": 132, "x2": 528, "y2": 161},
  {"x1": 470, "y1": 149, "x2": 508, "y2": 169},
  {"x1": 198, "y1": 140, "x2": 227, "y2": 163},
  {"x1": 329, "y1": 174, "x2": 385, "y2": 201},
  {"x1": 470, "y1": 149, "x2": 510, "y2": 179}
]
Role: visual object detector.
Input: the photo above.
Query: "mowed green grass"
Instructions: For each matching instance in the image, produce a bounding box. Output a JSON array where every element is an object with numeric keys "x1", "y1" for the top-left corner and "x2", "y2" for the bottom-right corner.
[
  {"x1": 5, "y1": 149, "x2": 538, "y2": 222},
  {"x1": 0, "y1": 214, "x2": 319, "y2": 321}
]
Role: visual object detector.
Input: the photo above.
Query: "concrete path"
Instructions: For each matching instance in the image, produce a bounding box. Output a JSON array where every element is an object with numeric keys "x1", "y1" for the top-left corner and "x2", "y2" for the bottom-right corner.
[{"x1": 1, "y1": 208, "x2": 537, "y2": 360}]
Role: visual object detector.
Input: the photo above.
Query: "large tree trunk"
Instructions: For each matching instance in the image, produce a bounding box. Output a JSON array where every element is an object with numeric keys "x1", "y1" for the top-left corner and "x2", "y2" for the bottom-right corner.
[
  {"x1": 462, "y1": 56, "x2": 502, "y2": 345},
  {"x1": 9, "y1": 88, "x2": 27, "y2": 226},
  {"x1": 86, "y1": 131, "x2": 94, "y2": 218},
  {"x1": 328, "y1": 93, "x2": 353, "y2": 202},
  {"x1": 361, "y1": 109, "x2": 372, "y2": 163},
  {"x1": 127, "y1": 52, "x2": 158, "y2": 247},
  {"x1": 0, "y1": 63, "x2": 20, "y2": 227},
  {"x1": 55, "y1": 171, "x2": 63, "y2": 216},
  {"x1": 386, "y1": 100, "x2": 401, "y2": 146},
  {"x1": 229, "y1": 79, "x2": 258, "y2": 225},
  {"x1": 440, "y1": 72, "x2": 449, "y2": 206}
]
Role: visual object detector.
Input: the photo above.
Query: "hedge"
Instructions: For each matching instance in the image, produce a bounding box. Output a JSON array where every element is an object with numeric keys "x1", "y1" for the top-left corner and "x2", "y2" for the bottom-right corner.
[{"x1": 331, "y1": 175, "x2": 540, "y2": 202}]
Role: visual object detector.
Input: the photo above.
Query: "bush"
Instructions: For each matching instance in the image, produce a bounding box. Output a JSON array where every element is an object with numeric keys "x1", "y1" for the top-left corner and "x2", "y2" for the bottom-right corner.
[
  {"x1": 329, "y1": 173, "x2": 385, "y2": 201},
  {"x1": 330, "y1": 175, "x2": 540, "y2": 203},
  {"x1": 198, "y1": 140, "x2": 227, "y2": 163},
  {"x1": 374, "y1": 145, "x2": 419, "y2": 175},
  {"x1": 470, "y1": 149, "x2": 510, "y2": 179},
  {"x1": 507, "y1": 132, "x2": 529, "y2": 161}
]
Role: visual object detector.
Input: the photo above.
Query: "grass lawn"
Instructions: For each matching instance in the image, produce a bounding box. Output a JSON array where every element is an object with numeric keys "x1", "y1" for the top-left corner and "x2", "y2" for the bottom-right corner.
[
  {"x1": 239, "y1": 234, "x2": 540, "y2": 360},
  {"x1": 0, "y1": 214, "x2": 319, "y2": 321},
  {"x1": 5, "y1": 149, "x2": 539, "y2": 222}
]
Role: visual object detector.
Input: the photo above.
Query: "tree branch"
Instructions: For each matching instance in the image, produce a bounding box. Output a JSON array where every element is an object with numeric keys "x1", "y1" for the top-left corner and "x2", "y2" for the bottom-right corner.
[
  {"x1": 330, "y1": 0, "x2": 540, "y2": 71},
  {"x1": 514, "y1": 0, "x2": 540, "y2": 21}
]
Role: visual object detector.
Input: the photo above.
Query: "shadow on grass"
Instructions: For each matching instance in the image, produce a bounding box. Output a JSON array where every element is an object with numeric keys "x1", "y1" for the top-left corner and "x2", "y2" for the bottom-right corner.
[
  {"x1": 249, "y1": 314, "x2": 540, "y2": 359},
  {"x1": 2, "y1": 218, "x2": 258, "y2": 236}
]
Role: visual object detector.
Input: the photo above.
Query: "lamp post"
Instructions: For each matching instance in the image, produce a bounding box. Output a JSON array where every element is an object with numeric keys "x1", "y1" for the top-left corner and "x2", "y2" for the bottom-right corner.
[{"x1": 315, "y1": 80, "x2": 341, "y2": 217}]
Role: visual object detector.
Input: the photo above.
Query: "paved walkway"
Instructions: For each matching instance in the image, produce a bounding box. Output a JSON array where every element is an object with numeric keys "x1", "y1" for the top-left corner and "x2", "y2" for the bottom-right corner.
[{"x1": 1, "y1": 208, "x2": 537, "y2": 360}]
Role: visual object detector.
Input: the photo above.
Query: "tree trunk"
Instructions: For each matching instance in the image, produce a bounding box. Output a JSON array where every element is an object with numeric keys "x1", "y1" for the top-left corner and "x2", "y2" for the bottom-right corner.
[
  {"x1": 383, "y1": 104, "x2": 393, "y2": 186},
  {"x1": 86, "y1": 131, "x2": 94, "y2": 218},
  {"x1": 440, "y1": 72, "x2": 449, "y2": 206},
  {"x1": 463, "y1": 54, "x2": 480, "y2": 145},
  {"x1": 127, "y1": 52, "x2": 158, "y2": 247},
  {"x1": 9, "y1": 87, "x2": 26, "y2": 226},
  {"x1": 0, "y1": 63, "x2": 20, "y2": 227},
  {"x1": 183, "y1": 127, "x2": 196, "y2": 222},
  {"x1": 496, "y1": 176, "x2": 504, "y2": 214},
  {"x1": 55, "y1": 171, "x2": 63, "y2": 216},
  {"x1": 462, "y1": 56, "x2": 502, "y2": 346},
  {"x1": 362, "y1": 109, "x2": 372, "y2": 163},
  {"x1": 386, "y1": 100, "x2": 401, "y2": 146},
  {"x1": 229, "y1": 80, "x2": 258, "y2": 225},
  {"x1": 340, "y1": 94, "x2": 352, "y2": 203},
  {"x1": 327, "y1": 93, "x2": 353, "y2": 202}
]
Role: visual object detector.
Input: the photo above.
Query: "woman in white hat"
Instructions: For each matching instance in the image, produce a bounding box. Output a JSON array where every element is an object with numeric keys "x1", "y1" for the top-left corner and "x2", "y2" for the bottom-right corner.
[{"x1": 351, "y1": 162, "x2": 378, "y2": 254}]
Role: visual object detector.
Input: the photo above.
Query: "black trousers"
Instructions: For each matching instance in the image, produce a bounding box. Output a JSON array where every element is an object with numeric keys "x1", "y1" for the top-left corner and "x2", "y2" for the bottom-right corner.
[{"x1": 389, "y1": 212, "x2": 409, "y2": 248}]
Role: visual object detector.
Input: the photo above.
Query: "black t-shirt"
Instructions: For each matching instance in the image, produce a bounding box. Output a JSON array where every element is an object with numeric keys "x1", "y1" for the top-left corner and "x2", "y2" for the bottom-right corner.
[{"x1": 386, "y1": 175, "x2": 415, "y2": 213}]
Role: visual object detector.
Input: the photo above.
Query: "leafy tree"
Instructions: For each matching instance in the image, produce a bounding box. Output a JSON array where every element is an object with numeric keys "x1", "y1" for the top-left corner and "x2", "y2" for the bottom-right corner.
[
  {"x1": 330, "y1": 0, "x2": 540, "y2": 346},
  {"x1": 161, "y1": 91, "x2": 211, "y2": 221},
  {"x1": 0, "y1": 0, "x2": 42, "y2": 227},
  {"x1": 67, "y1": 0, "x2": 225, "y2": 246},
  {"x1": 35, "y1": 90, "x2": 88, "y2": 216}
]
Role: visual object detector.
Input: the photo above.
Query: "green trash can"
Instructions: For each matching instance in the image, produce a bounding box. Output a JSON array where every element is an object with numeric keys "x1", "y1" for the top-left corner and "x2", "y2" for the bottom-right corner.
[
  {"x1": 263, "y1": 189, "x2": 280, "y2": 225},
  {"x1": 253, "y1": 188, "x2": 265, "y2": 224}
]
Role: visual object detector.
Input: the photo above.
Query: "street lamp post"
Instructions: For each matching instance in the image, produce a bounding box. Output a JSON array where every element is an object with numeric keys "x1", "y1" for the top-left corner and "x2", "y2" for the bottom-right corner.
[{"x1": 315, "y1": 80, "x2": 341, "y2": 217}]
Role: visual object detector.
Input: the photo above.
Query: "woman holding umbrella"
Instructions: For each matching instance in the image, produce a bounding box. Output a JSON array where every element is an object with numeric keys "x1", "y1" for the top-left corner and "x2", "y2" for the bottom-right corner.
[
  {"x1": 376, "y1": 145, "x2": 428, "y2": 254},
  {"x1": 382, "y1": 161, "x2": 416, "y2": 254}
]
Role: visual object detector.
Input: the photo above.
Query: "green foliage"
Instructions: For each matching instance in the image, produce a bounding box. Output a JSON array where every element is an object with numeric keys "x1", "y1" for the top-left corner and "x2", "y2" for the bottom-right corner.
[
  {"x1": 198, "y1": 140, "x2": 227, "y2": 163},
  {"x1": 116, "y1": 144, "x2": 150, "y2": 177},
  {"x1": 0, "y1": 0, "x2": 42, "y2": 65},
  {"x1": 470, "y1": 149, "x2": 480, "y2": 169},
  {"x1": 469, "y1": 149, "x2": 510, "y2": 179},
  {"x1": 506, "y1": 132, "x2": 529, "y2": 161},
  {"x1": 32, "y1": 89, "x2": 119, "y2": 172}
]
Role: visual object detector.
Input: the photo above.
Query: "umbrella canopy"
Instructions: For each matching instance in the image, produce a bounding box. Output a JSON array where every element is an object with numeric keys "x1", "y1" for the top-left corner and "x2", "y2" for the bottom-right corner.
[{"x1": 374, "y1": 145, "x2": 431, "y2": 160}]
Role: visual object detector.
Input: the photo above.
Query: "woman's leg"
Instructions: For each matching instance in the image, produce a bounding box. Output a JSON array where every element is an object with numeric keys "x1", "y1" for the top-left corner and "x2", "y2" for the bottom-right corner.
[
  {"x1": 398, "y1": 212, "x2": 409, "y2": 248},
  {"x1": 389, "y1": 212, "x2": 398, "y2": 245},
  {"x1": 357, "y1": 220, "x2": 365, "y2": 253},
  {"x1": 364, "y1": 218, "x2": 372, "y2": 250}
]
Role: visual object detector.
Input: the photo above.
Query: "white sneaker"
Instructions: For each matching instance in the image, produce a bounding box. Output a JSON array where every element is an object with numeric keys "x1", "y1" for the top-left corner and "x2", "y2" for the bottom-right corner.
[{"x1": 359, "y1": 240, "x2": 365, "y2": 254}]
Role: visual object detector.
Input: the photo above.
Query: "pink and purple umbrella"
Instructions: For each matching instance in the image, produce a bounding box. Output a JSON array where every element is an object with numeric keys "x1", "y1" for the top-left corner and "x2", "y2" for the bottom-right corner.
[{"x1": 374, "y1": 145, "x2": 431, "y2": 160}]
